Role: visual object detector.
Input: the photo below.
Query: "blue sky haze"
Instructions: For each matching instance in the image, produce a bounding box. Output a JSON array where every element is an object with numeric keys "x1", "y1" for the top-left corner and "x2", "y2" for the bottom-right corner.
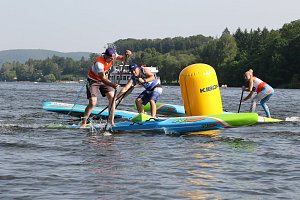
[{"x1": 0, "y1": 0, "x2": 299, "y2": 53}]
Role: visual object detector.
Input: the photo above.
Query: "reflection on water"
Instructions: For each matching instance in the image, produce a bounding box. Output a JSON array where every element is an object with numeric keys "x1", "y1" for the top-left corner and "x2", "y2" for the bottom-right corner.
[
  {"x1": 177, "y1": 133, "x2": 257, "y2": 199},
  {"x1": 188, "y1": 130, "x2": 221, "y2": 137},
  {"x1": 180, "y1": 142, "x2": 219, "y2": 199}
]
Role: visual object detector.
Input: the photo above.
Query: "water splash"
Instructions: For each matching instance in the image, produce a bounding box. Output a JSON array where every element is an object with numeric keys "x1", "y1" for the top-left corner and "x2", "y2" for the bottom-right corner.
[
  {"x1": 285, "y1": 116, "x2": 300, "y2": 122},
  {"x1": 103, "y1": 131, "x2": 112, "y2": 136}
]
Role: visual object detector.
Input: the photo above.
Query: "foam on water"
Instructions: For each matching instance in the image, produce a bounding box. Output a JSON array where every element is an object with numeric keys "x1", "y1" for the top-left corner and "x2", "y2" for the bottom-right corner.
[{"x1": 285, "y1": 116, "x2": 300, "y2": 122}]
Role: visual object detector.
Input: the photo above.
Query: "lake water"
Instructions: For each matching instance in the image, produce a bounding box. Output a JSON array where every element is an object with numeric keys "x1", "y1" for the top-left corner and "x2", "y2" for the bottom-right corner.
[{"x1": 0, "y1": 82, "x2": 300, "y2": 199}]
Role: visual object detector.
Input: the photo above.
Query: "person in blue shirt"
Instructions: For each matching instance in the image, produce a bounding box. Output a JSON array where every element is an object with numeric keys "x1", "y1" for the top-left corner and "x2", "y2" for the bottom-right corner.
[{"x1": 116, "y1": 63, "x2": 162, "y2": 118}]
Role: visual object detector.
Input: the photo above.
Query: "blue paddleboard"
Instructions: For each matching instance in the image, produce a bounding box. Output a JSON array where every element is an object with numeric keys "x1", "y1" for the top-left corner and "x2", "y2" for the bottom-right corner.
[{"x1": 112, "y1": 113, "x2": 259, "y2": 133}]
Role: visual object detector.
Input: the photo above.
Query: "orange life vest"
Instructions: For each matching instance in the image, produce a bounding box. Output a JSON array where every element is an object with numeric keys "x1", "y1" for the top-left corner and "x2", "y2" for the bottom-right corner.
[
  {"x1": 253, "y1": 77, "x2": 268, "y2": 93},
  {"x1": 88, "y1": 55, "x2": 113, "y2": 81}
]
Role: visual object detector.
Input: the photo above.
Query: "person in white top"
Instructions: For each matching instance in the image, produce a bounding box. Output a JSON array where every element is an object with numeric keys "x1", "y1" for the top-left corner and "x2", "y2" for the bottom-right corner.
[
  {"x1": 80, "y1": 48, "x2": 132, "y2": 128},
  {"x1": 242, "y1": 69, "x2": 274, "y2": 118}
]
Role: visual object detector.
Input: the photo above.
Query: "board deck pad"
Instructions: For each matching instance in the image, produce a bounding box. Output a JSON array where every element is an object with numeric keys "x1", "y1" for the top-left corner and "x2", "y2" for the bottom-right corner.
[{"x1": 131, "y1": 113, "x2": 153, "y2": 122}]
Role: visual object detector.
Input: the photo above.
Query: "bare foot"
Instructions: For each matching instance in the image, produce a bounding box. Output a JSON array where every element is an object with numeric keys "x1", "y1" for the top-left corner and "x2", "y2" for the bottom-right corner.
[
  {"x1": 109, "y1": 120, "x2": 115, "y2": 127},
  {"x1": 80, "y1": 117, "x2": 88, "y2": 128},
  {"x1": 80, "y1": 123, "x2": 86, "y2": 128}
]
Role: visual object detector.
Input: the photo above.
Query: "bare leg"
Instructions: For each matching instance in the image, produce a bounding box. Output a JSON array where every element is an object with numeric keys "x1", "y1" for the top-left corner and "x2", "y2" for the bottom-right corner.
[
  {"x1": 149, "y1": 100, "x2": 156, "y2": 118},
  {"x1": 106, "y1": 91, "x2": 116, "y2": 126},
  {"x1": 136, "y1": 98, "x2": 144, "y2": 114},
  {"x1": 80, "y1": 97, "x2": 97, "y2": 128}
]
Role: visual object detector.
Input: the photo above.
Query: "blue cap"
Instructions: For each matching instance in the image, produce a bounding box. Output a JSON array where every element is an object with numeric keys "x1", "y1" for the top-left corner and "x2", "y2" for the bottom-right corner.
[
  {"x1": 129, "y1": 63, "x2": 138, "y2": 71},
  {"x1": 104, "y1": 47, "x2": 116, "y2": 57}
]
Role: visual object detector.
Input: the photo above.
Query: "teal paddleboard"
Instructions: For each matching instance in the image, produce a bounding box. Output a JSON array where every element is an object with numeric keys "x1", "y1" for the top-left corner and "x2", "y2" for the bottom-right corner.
[{"x1": 42, "y1": 101, "x2": 138, "y2": 119}]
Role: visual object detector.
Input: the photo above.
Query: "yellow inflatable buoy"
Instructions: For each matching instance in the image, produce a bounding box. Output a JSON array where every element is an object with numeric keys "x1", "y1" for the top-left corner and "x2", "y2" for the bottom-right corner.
[{"x1": 179, "y1": 63, "x2": 223, "y2": 116}]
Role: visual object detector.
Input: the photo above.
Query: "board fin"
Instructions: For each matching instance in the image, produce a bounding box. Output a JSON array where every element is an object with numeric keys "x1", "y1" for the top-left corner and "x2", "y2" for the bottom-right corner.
[{"x1": 131, "y1": 113, "x2": 153, "y2": 122}]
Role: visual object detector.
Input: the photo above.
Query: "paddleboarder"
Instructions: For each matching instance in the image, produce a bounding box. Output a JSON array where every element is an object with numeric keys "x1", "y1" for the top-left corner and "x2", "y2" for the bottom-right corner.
[
  {"x1": 116, "y1": 63, "x2": 162, "y2": 118},
  {"x1": 80, "y1": 48, "x2": 132, "y2": 128},
  {"x1": 242, "y1": 69, "x2": 274, "y2": 118}
]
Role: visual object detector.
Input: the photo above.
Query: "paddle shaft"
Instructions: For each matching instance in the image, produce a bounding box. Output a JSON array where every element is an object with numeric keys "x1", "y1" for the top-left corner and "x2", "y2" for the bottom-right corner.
[
  {"x1": 92, "y1": 88, "x2": 131, "y2": 119},
  {"x1": 238, "y1": 87, "x2": 244, "y2": 113},
  {"x1": 104, "y1": 55, "x2": 128, "y2": 130},
  {"x1": 115, "y1": 85, "x2": 134, "y2": 108}
]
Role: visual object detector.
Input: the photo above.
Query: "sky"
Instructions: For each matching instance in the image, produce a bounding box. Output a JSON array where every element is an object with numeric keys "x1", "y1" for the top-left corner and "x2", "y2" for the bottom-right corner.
[{"x1": 0, "y1": 0, "x2": 299, "y2": 53}]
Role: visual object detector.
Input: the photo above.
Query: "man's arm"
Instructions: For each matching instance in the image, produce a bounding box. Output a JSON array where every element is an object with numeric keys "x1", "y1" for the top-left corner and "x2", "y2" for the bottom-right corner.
[
  {"x1": 99, "y1": 72, "x2": 119, "y2": 89},
  {"x1": 116, "y1": 80, "x2": 134, "y2": 99},
  {"x1": 116, "y1": 50, "x2": 132, "y2": 62},
  {"x1": 142, "y1": 67, "x2": 155, "y2": 82}
]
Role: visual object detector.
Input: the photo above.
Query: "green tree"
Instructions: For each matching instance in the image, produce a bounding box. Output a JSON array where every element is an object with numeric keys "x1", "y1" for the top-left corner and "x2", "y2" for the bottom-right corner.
[
  {"x1": 15, "y1": 64, "x2": 34, "y2": 81},
  {"x1": 197, "y1": 40, "x2": 218, "y2": 67},
  {"x1": 43, "y1": 73, "x2": 56, "y2": 82},
  {"x1": 216, "y1": 29, "x2": 238, "y2": 66},
  {"x1": 0, "y1": 62, "x2": 16, "y2": 81},
  {"x1": 40, "y1": 59, "x2": 61, "y2": 80}
]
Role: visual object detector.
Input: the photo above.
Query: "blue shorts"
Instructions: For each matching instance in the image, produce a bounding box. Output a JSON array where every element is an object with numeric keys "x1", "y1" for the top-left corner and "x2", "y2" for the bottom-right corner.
[{"x1": 137, "y1": 87, "x2": 162, "y2": 105}]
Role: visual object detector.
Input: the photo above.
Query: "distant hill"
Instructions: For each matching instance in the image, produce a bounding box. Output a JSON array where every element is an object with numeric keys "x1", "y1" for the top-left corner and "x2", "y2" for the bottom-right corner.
[{"x1": 0, "y1": 49, "x2": 92, "y2": 67}]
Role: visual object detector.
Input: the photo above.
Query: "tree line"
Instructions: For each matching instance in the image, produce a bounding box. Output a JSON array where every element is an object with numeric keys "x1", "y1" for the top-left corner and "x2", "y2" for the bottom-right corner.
[{"x1": 1, "y1": 19, "x2": 299, "y2": 88}]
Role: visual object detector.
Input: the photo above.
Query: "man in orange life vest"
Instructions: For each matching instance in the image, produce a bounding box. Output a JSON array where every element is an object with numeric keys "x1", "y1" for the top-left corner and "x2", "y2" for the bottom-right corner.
[{"x1": 80, "y1": 48, "x2": 132, "y2": 128}]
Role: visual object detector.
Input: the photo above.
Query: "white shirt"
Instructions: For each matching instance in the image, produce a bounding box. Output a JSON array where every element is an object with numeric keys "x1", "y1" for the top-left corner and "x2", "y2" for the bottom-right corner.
[{"x1": 91, "y1": 53, "x2": 119, "y2": 74}]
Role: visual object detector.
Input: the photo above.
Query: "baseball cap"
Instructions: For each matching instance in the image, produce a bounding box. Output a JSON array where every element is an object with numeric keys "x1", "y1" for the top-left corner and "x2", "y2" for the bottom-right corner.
[
  {"x1": 129, "y1": 63, "x2": 138, "y2": 71},
  {"x1": 104, "y1": 47, "x2": 116, "y2": 57}
]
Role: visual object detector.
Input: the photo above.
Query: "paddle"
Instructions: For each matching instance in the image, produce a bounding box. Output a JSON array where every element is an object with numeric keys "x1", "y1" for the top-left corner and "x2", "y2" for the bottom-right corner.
[
  {"x1": 92, "y1": 87, "x2": 133, "y2": 120},
  {"x1": 237, "y1": 86, "x2": 244, "y2": 113},
  {"x1": 115, "y1": 85, "x2": 134, "y2": 108},
  {"x1": 103, "y1": 55, "x2": 128, "y2": 131}
]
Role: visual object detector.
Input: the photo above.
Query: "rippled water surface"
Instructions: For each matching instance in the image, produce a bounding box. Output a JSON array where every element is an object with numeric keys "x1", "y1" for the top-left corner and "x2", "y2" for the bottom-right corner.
[{"x1": 1, "y1": 82, "x2": 300, "y2": 199}]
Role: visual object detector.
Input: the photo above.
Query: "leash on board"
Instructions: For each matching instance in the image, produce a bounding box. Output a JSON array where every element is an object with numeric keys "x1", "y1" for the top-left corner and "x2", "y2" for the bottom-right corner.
[{"x1": 60, "y1": 79, "x2": 87, "y2": 125}]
